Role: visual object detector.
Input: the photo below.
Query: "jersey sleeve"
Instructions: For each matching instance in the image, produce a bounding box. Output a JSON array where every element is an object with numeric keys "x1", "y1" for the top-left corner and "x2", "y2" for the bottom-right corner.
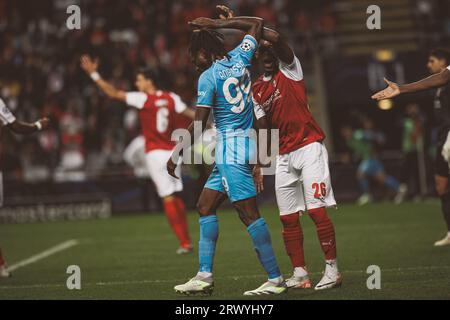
[
  {"x1": 169, "y1": 92, "x2": 188, "y2": 114},
  {"x1": 252, "y1": 95, "x2": 266, "y2": 120},
  {"x1": 196, "y1": 70, "x2": 215, "y2": 108},
  {"x1": 279, "y1": 56, "x2": 304, "y2": 81},
  {"x1": 0, "y1": 99, "x2": 16, "y2": 125},
  {"x1": 125, "y1": 92, "x2": 147, "y2": 109},
  {"x1": 447, "y1": 65, "x2": 450, "y2": 71},
  {"x1": 229, "y1": 34, "x2": 258, "y2": 66}
]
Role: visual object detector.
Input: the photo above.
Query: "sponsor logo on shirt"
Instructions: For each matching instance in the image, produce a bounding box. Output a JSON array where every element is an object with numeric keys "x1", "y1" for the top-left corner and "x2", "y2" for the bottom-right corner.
[{"x1": 259, "y1": 89, "x2": 282, "y2": 112}]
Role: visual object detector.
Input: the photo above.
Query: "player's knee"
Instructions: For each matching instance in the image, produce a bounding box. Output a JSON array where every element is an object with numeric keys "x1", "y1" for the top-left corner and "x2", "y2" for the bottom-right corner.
[
  {"x1": 280, "y1": 213, "x2": 300, "y2": 228},
  {"x1": 308, "y1": 207, "x2": 329, "y2": 224},
  {"x1": 197, "y1": 201, "x2": 213, "y2": 217},
  {"x1": 233, "y1": 201, "x2": 260, "y2": 226}
]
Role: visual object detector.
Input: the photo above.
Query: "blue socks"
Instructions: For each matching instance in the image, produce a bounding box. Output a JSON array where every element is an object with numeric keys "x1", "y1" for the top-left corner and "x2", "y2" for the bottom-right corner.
[
  {"x1": 198, "y1": 216, "x2": 281, "y2": 280},
  {"x1": 199, "y1": 215, "x2": 219, "y2": 273},
  {"x1": 359, "y1": 177, "x2": 370, "y2": 193},
  {"x1": 384, "y1": 175, "x2": 400, "y2": 191},
  {"x1": 247, "y1": 218, "x2": 281, "y2": 280}
]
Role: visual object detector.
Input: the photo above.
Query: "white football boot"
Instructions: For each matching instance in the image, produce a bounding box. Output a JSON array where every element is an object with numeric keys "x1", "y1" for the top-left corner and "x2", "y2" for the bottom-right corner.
[
  {"x1": 176, "y1": 246, "x2": 194, "y2": 255},
  {"x1": 285, "y1": 267, "x2": 312, "y2": 289},
  {"x1": 394, "y1": 184, "x2": 408, "y2": 204},
  {"x1": 0, "y1": 264, "x2": 11, "y2": 278},
  {"x1": 357, "y1": 193, "x2": 372, "y2": 206},
  {"x1": 315, "y1": 260, "x2": 342, "y2": 290},
  {"x1": 434, "y1": 233, "x2": 450, "y2": 247},
  {"x1": 243, "y1": 277, "x2": 287, "y2": 296},
  {"x1": 174, "y1": 273, "x2": 214, "y2": 296}
]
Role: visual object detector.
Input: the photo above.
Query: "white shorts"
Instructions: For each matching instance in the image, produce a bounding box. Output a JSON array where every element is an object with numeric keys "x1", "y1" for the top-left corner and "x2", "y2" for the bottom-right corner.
[
  {"x1": 276, "y1": 142, "x2": 336, "y2": 215},
  {"x1": 145, "y1": 150, "x2": 183, "y2": 198}
]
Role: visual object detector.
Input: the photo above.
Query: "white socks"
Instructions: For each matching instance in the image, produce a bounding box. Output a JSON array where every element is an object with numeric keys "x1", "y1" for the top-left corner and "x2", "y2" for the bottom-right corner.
[
  {"x1": 197, "y1": 271, "x2": 213, "y2": 279},
  {"x1": 325, "y1": 259, "x2": 339, "y2": 274},
  {"x1": 269, "y1": 276, "x2": 284, "y2": 284},
  {"x1": 294, "y1": 266, "x2": 308, "y2": 277}
]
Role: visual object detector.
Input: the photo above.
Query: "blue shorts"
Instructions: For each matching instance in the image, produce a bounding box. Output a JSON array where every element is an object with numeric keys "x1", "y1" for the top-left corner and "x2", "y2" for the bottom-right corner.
[
  {"x1": 358, "y1": 159, "x2": 384, "y2": 177},
  {"x1": 204, "y1": 135, "x2": 257, "y2": 203}
]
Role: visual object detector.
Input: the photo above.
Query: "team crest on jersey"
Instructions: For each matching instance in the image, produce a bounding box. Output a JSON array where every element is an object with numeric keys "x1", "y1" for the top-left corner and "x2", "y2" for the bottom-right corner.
[{"x1": 240, "y1": 40, "x2": 253, "y2": 52}]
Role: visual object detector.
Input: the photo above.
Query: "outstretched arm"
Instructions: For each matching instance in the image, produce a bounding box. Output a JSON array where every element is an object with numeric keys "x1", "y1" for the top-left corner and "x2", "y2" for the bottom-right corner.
[
  {"x1": 8, "y1": 118, "x2": 50, "y2": 135},
  {"x1": 80, "y1": 55, "x2": 126, "y2": 101},
  {"x1": 0, "y1": 99, "x2": 49, "y2": 134},
  {"x1": 189, "y1": 16, "x2": 264, "y2": 42},
  {"x1": 372, "y1": 68, "x2": 450, "y2": 100}
]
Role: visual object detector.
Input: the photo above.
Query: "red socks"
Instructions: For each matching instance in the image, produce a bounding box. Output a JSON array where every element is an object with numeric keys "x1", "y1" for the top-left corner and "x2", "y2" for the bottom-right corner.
[
  {"x1": 281, "y1": 208, "x2": 337, "y2": 270},
  {"x1": 308, "y1": 207, "x2": 337, "y2": 260},
  {"x1": 174, "y1": 197, "x2": 191, "y2": 247},
  {"x1": 280, "y1": 213, "x2": 305, "y2": 268},
  {"x1": 163, "y1": 197, "x2": 191, "y2": 248}
]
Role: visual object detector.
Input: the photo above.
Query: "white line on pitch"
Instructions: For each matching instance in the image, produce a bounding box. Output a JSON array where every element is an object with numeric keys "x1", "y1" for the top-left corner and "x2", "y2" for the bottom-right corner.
[
  {"x1": 1, "y1": 265, "x2": 449, "y2": 290},
  {"x1": 6, "y1": 239, "x2": 79, "y2": 273}
]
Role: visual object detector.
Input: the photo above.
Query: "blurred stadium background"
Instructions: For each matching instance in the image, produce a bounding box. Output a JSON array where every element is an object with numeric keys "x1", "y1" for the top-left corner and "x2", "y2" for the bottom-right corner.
[{"x1": 0, "y1": 0, "x2": 449, "y2": 222}]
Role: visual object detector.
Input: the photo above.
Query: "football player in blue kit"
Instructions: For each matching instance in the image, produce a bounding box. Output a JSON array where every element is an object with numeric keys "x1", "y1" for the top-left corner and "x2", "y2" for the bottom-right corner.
[{"x1": 167, "y1": 16, "x2": 286, "y2": 296}]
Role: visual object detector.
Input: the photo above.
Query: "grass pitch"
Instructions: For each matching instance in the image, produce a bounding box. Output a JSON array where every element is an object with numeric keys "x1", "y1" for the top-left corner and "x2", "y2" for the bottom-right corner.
[{"x1": 0, "y1": 201, "x2": 449, "y2": 300}]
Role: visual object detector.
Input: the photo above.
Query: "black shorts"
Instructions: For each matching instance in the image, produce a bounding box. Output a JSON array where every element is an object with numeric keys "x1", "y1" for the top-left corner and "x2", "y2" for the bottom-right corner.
[{"x1": 435, "y1": 143, "x2": 450, "y2": 178}]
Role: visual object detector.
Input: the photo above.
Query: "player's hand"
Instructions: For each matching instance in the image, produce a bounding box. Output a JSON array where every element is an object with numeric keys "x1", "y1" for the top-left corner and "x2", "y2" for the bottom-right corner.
[
  {"x1": 80, "y1": 55, "x2": 99, "y2": 74},
  {"x1": 252, "y1": 165, "x2": 264, "y2": 194},
  {"x1": 217, "y1": 5, "x2": 235, "y2": 20},
  {"x1": 167, "y1": 157, "x2": 179, "y2": 179},
  {"x1": 189, "y1": 17, "x2": 215, "y2": 29},
  {"x1": 371, "y1": 78, "x2": 401, "y2": 100},
  {"x1": 37, "y1": 117, "x2": 50, "y2": 130}
]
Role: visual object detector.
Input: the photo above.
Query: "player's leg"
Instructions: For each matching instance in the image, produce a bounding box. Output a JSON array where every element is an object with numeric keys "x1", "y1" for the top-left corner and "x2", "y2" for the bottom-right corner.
[
  {"x1": 0, "y1": 247, "x2": 10, "y2": 278},
  {"x1": 174, "y1": 167, "x2": 227, "y2": 295},
  {"x1": 173, "y1": 193, "x2": 192, "y2": 254},
  {"x1": 357, "y1": 160, "x2": 372, "y2": 205},
  {"x1": 161, "y1": 194, "x2": 192, "y2": 253},
  {"x1": 297, "y1": 143, "x2": 341, "y2": 290},
  {"x1": 275, "y1": 155, "x2": 311, "y2": 289},
  {"x1": 434, "y1": 157, "x2": 450, "y2": 247},
  {"x1": 0, "y1": 173, "x2": 9, "y2": 278},
  {"x1": 372, "y1": 160, "x2": 407, "y2": 203},
  {"x1": 231, "y1": 196, "x2": 286, "y2": 295},
  {"x1": 146, "y1": 150, "x2": 192, "y2": 253},
  {"x1": 218, "y1": 154, "x2": 285, "y2": 295}
]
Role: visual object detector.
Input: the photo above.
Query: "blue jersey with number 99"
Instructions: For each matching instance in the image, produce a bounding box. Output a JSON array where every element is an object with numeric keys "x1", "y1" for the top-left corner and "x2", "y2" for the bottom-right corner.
[{"x1": 196, "y1": 34, "x2": 258, "y2": 136}]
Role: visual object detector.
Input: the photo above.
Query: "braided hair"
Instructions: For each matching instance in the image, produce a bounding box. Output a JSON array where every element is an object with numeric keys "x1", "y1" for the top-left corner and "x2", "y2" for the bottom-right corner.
[{"x1": 189, "y1": 29, "x2": 227, "y2": 63}]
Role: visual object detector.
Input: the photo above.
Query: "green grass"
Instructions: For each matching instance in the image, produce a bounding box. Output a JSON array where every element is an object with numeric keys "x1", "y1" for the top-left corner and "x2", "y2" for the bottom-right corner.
[{"x1": 0, "y1": 201, "x2": 449, "y2": 300}]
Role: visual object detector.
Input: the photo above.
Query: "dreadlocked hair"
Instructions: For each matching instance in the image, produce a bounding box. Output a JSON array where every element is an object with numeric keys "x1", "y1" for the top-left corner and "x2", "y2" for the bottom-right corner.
[{"x1": 189, "y1": 29, "x2": 227, "y2": 59}]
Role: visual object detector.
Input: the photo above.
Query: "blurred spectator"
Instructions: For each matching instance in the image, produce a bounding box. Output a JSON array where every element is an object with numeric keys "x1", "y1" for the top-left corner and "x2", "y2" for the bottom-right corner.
[{"x1": 400, "y1": 104, "x2": 425, "y2": 199}]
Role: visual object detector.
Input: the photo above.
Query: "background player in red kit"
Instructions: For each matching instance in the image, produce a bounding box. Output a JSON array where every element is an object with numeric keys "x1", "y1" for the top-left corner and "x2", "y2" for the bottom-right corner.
[
  {"x1": 81, "y1": 55, "x2": 195, "y2": 254},
  {"x1": 216, "y1": 5, "x2": 341, "y2": 291},
  {"x1": 0, "y1": 97, "x2": 50, "y2": 277}
]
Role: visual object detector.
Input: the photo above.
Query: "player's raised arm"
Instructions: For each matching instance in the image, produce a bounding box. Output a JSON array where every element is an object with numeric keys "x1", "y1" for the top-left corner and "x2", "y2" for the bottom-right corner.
[
  {"x1": 216, "y1": 6, "x2": 294, "y2": 64},
  {"x1": 372, "y1": 67, "x2": 450, "y2": 100},
  {"x1": 80, "y1": 55, "x2": 126, "y2": 101},
  {"x1": 189, "y1": 16, "x2": 264, "y2": 42}
]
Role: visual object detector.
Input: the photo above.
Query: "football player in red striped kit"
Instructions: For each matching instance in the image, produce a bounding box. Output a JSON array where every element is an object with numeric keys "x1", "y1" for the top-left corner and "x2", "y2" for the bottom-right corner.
[
  {"x1": 81, "y1": 55, "x2": 195, "y2": 255},
  {"x1": 217, "y1": 5, "x2": 341, "y2": 290}
]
